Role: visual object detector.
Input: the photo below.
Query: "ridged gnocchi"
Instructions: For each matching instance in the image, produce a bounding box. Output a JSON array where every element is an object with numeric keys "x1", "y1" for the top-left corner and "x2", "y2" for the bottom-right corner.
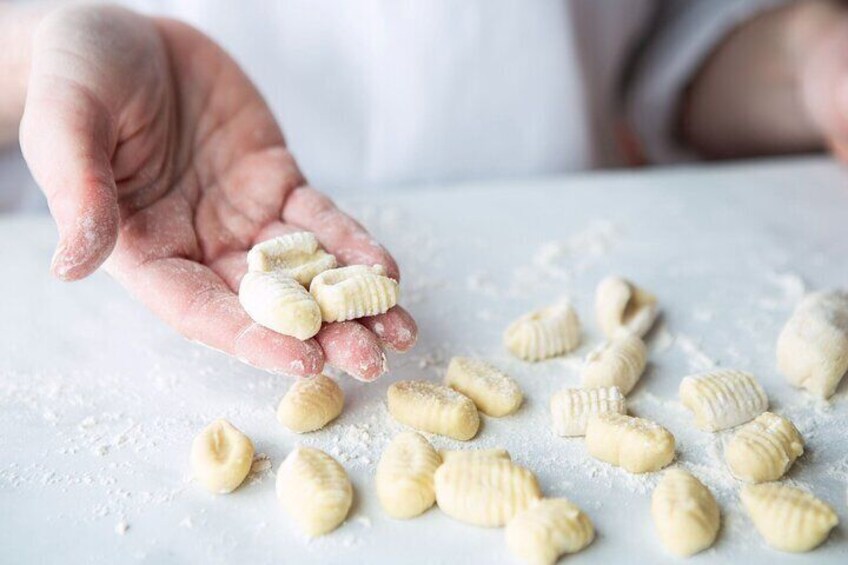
[
  {"x1": 651, "y1": 469, "x2": 720, "y2": 556},
  {"x1": 309, "y1": 264, "x2": 399, "y2": 322},
  {"x1": 505, "y1": 498, "x2": 595, "y2": 564},
  {"x1": 550, "y1": 386, "x2": 626, "y2": 437},
  {"x1": 580, "y1": 334, "x2": 647, "y2": 395},
  {"x1": 276, "y1": 374, "x2": 344, "y2": 433},
  {"x1": 275, "y1": 447, "x2": 353, "y2": 537},
  {"x1": 376, "y1": 432, "x2": 442, "y2": 519},
  {"x1": 777, "y1": 290, "x2": 848, "y2": 399},
  {"x1": 679, "y1": 370, "x2": 768, "y2": 432},
  {"x1": 595, "y1": 276, "x2": 658, "y2": 338},
  {"x1": 190, "y1": 419, "x2": 255, "y2": 494},
  {"x1": 387, "y1": 380, "x2": 480, "y2": 441},
  {"x1": 725, "y1": 412, "x2": 804, "y2": 483},
  {"x1": 585, "y1": 413, "x2": 675, "y2": 473},
  {"x1": 741, "y1": 483, "x2": 838, "y2": 552},
  {"x1": 247, "y1": 232, "x2": 337, "y2": 286},
  {"x1": 434, "y1": 457, "x2": 541, "y2": 527},
  {"x1": 503, "y1": 300, "x2": 581, "y2": 362},
  {"x1": 444, "y1": 357, "x2": 523, "y2": 417},
  {"x1": 238, "y1": 270, "x2": 322, "y2": 340}
]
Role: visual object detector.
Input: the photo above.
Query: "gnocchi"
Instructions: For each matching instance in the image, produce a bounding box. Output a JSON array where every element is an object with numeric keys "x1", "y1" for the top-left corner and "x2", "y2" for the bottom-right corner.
[
  {"x1": 247, "y1": 232, "x2": 337, "y2": 286},
  {"x1": 434, "y1": 457, "x2": 541, "y2": 527},
  {"x1": 550, "y1": 386, "x2": 626, "y2": 437},
  {"x1": 580, "y1": 334, "x2": 647, "y2": 395},
  {"x1": 725, "y1": 412, "x2": 804, "y2": 483},
  {"x1": 276, "y1": 447, "x2": 353, "y2": 537},
  {"x1": 444, "y1": 357, "x2": 523, "y2": 417},
  {"x1": 595, "y1": 276, "x2": 658, "y2": 338},
  {"x1": 585, "y1": 413, "x2": 675, "y2": 473},
  {"x1": 651, "y1": 469, "x2": 720, "y2": 556},
  {"x1": 505, "y1": 498, "x2": 595, "y2": 565},
  {"x1": 439, "y1": 448, "x2": 511, "y2": 463},
  {"x1": 741, "y1": 483, "x2": 838, "y2": 552},
  {"x1": 238, "y1": 270, "x2": 322, "y2": 340},
  {"x1": 376, "y1": 432, "x2": 442, "y2": 519},
  {"x1": 504, "y1": 299, "x2": 581, "y2": 362},
  {"x1": 276, "y1": 374, "x2": 344, "y2": 433},
  {"x1": 777, "y1": 290, "x2": 848, "y2": 399},
  {"x1": 309, "y1": 264, "x2": 399, "y2": 322},
  {"x1": 190, "y1": 419, "x2": 255, "y2": 494},
  {"x1": 387, "y1": 380, "x2": 480, "y2": 441},
  {"x1": 679, "y1": 370, "x2": 768, "y2": 432}
]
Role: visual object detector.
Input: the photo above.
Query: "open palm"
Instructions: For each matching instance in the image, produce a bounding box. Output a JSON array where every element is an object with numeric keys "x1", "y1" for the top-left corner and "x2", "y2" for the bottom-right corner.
[{"x1": 20, "y1": 6, "x2": 416, "y2": 379}]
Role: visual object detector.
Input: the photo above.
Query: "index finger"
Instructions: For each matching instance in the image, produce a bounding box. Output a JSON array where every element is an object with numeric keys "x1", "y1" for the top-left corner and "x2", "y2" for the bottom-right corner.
[{"x1": 282, "y1": 186, "x2": 400, "y2": 280}]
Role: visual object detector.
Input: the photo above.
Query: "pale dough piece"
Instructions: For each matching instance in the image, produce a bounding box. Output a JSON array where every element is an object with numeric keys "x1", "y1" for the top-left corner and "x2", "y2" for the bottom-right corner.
[
  {"x1": 505, "y1": 498, "x2": 595, "y2": 565},
  {"x1": 275, "y1": 447, "x2": 353, "y2": 537},
  {"x1": 387, "y1": 380, "x2": 480, "y2": 441},
  {"x1": 595, "y1": 275, "x2": 658, "y2": 339},
  {"x1": 190, "y1": 419, "x2": 255, "y2": 494},
  {"x1": 651, "y1": 468, "x2": 720, "y2": 556},
  {"x1": 741, "y1": 483, "x2": 838, "y2": 552},
  {"x1": 444, "y1": 357, "x2": 523, "y2": 417},
  {"x1": 585, "y1": 413, "x2": 675, "y2": 473},
  {"x1": 777, "y1": 290, "x2": 848, "y2": 398},
  {"x1": 550, "y1": 386, "x2": 626, "y2": 437},
  {"x1": 580, "y1": 334, "x2": 647, "y2": 395},
  {"x1": 376, "y1": 432, "x2": 442, "y2": 519},
  {"x1": 276, "y1": 374, "x2": 344, "y2": 433},
  {"x1": 434, "y1": 457, "x2": 541, "y2": 527},
  {"x1": 679, "y1": 369, "x2": 768, "y2": 432},
  {"x1": 503, "y1": 299, "x2": 581, "y2": 362},
  {"x1": 725, "y1": 412, "x2": 804, "y2": 483},
  {"x1": 238, "y1": 270, "x2": 322, "y2": 340},
  {"x1": 309, "y1": 264, "x2": 399, "y2": 322},
  {"x1": 439, "y1": 448, "x2": 511, "y2": 463},
  {"x1": 247, "y1": 232, "x2": 337, "y2": 286}
]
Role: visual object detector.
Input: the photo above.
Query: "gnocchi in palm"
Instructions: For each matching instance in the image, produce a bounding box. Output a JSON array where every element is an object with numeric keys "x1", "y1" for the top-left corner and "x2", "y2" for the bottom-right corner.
[
  {"x1": 444, "y1": 357, "x2": 522, "y2": 417},
  {"x1": 190, "y1": 419, "x2": 255, "y2": 494},
  {"x1": 505, "y1": 498, "x2": 595, "y2": 564},
  {"x1": 651, "y1": 469, "x2": 720, "y2": 556},
  {"x1": 434, "y1": 457, "x2": 541, "y2": 527},
  {"x1": 309, "y1": 264, "x2": 399, "y2": 322},
  {"x1": 276, "y1": 447, "x2": 353, "y2": 537},
  {"x1": 504, "y1": 299, "x2": 581, "y2": 361},
  {"x1": 725, "y1": 412, "x2": 803, "y2": 483},
  {"x1": 580, "y1": 334, "x2": 647, "y2": 395},
  {"x1": 238, "y1": 270, "x2": 322, "y2": 340},
  {"x1": 550, "y1": 386, "x2": 626, "y2": 437},
  {"x1": 679, "y1": 369, "x2": 768, "y2": 431},
  {"x1": 247, "y1": 231, "x2": 337, "y2": 286},
  {"x1": 387, "y1": 380, "x2": 480, "y2": 441},
  {"x1": 777, "y1": 290, "x2": 848, "y2": 398},
  {"x1": 376, "y1": 432, "x2": 442, "y2": 519},
  {"x1": 595, "y1": 276, "x2": 658, "y2": 338},
  {"x1": 585, "y1": 413, "x2": 675, "y2": 473},
  {"x1": 741, "y1": 483, "x2": 838, "y2": 552},
  {"x1": 276, "y1": 374, "x2": 344, "y2": 433}
]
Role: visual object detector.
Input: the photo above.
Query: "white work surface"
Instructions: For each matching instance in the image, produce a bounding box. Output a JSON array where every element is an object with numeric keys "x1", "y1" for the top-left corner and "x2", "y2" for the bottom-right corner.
[{"x1": 1, "y1": 158, "x2": 847, "y2": 564}]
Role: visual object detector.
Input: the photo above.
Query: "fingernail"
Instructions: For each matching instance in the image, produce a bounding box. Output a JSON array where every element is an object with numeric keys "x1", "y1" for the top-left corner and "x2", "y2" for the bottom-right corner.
[{"x1": 50, "y1": 241, "x2": 70, "y2": 279}]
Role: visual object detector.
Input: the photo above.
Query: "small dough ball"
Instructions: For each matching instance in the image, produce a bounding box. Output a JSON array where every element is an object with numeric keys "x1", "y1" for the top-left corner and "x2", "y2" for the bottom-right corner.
[
  {"x1": 277, "y1": 374, "x2": 344, "y2": 433},
  {"x1": 190, "y1": 419, "x2": 254, "y2": 494}
]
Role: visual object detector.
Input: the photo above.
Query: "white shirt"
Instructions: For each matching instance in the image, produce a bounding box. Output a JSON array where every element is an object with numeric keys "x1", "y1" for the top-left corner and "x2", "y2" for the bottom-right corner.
[{"x1": 0, "y1": 0, "x2": 780, "y2": 209}]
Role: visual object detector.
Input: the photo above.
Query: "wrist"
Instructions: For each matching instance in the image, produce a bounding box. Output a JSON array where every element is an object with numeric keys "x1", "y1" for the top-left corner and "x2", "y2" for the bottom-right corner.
[{"x1": 0, "y1": 3, "x2": 51, "y2": 145}]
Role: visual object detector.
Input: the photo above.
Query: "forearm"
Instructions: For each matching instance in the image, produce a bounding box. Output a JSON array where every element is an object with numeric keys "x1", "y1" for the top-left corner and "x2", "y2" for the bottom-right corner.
[
  {"x1": 681, "y1": 0, "x2": 844, "y2": 159},
  {"x1": 0, "y1": 3, "x2": 50, "y2": 147}
]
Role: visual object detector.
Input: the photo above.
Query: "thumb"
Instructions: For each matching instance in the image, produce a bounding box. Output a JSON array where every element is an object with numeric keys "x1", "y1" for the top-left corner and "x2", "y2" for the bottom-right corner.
[{"x1": 19, "y1": 81, "x2": 119, "y2": 281}]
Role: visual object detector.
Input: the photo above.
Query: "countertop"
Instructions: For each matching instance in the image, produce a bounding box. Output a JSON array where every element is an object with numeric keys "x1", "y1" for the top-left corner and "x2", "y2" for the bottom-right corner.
[{"x1": 1, "y1": 157, "x2": 847, "y2": 564}]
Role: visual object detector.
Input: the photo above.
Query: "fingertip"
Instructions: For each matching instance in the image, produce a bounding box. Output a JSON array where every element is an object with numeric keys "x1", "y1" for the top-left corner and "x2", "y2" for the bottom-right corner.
[
  {"x1": 316, "y1": 322, "x2": 387, "y2": 382},
  {"x1": 234, "y1": 324, "x2": 325, "y2": 377},
  {"x1": 360, "y1": 307, "x2": 418, "y2": 352}
]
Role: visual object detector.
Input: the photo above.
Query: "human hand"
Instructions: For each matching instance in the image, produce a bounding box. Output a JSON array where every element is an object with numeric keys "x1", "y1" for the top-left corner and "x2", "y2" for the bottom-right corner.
[{"x1": 19, "y1": 5, "x2": 417, "y2": 379}]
